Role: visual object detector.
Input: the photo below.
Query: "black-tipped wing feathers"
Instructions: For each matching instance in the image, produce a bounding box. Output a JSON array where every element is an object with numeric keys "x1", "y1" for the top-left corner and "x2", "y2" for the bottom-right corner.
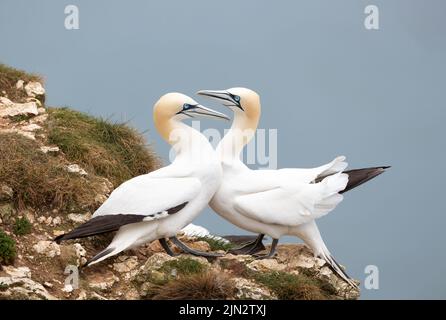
[{"x1": 54, "y1": 202, "x2": 188, "y2": 243}]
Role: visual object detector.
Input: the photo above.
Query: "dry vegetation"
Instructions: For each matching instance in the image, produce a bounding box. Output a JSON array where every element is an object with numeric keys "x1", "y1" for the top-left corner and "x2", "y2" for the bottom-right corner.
[
  {"x1": 0, "y1": 133, "x2": 103, "y2": 211},
  {"x1": 0, "y1": 63, "x2": 42, "y2": 102},
  {"x1": 151, "y1": 271, "x2": 236, "y2": 300}
]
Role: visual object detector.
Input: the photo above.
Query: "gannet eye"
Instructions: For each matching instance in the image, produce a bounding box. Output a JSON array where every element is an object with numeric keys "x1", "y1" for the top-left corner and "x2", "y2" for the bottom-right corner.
[
  {"x1": 183, "y1": 103, "x2": 192, "y2": 110},
  {"x1": 233, "y1": 95, "x2": 240, "y2": 102}
]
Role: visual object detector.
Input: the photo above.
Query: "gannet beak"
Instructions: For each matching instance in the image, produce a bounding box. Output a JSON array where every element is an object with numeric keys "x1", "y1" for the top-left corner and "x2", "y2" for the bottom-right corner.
[
  {"x1": 196, "y1": 90, "x2": 243, "y2": 110},
  {"x1": 182, "y1": 104, "x2": 230, "y2": 121}
]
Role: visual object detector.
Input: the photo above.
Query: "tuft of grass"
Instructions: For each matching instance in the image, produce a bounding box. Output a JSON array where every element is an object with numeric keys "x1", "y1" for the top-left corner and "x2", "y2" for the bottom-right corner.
[
  {"x1": 9, "y1": 114, "x2": 35, "y2": 123},
  {"x1": 0, "y1": 230, "x2": 16, "y2": 265},
  {"x1": 0, "y1": 63, "x2": 43, "y2": 102},
  {"x1": 13, "y1": 217, "x2": 32, "y2": 236},
  {"x1": 196, "y1": 236, "x2": 234, "y2": 251},
  {"x1": 252, "y1": 271, "x2": 332, "y2": 300},
  {"x1": 160, "y1": 257, "x2": 206, "y2": 276},
  {"x1": 0, "y1": 132, "x2": 104, "y2": 211},
  {"x1": 46, "y1": 108, "x2": 160, "y2": 186},
  {"x1": 150, "y1": 271, "x2": 236, "y2": 300}
]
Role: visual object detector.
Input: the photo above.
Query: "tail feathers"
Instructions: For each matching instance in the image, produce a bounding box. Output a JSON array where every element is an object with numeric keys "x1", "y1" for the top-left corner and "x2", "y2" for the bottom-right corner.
[
  {"x1": 328, "y1": 156, "x2": 348, "y2": 173},
  {"x1": 295, "y1": 221, "x2": 358, "y2": 289},
  {"x1": 317, "y1": 249, "x2": 358, "y2": 289},
  {"x1": 340, "y1": 166, "x2": 390, "y2": 194},
  {"x1": 320, "y1": 156, "x2": 348, "y2": 177},
  {"x1": 312, "y1": 173, "x2": 348, "y2": 217},
  {"x1": 314, "y1": 194, "x2": 344, "y2": 216},
  {"x1": 85, "y1": 247, "x2": 118, "y2": 267},
  {"x1": 322, "y1": 172, "x2": 349, "y2": 196}
]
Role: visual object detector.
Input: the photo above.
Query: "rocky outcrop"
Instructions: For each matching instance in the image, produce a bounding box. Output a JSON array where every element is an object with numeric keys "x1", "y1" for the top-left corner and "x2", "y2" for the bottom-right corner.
[
  {"x1": 0, "y1": 101, "x2": 39, "y2": 120},
  {"x1": 0, "y1": 266, "x2": 56, "y2": 300}
]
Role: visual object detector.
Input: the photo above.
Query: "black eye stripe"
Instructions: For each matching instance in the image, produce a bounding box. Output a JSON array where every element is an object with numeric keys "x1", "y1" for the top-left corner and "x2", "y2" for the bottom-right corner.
[
  {"x1": 182, "y1": 103, "x2": 198, "y2": 111},
  {"x1": 227, "y1": 93, "x2": 241, "y2": 103}
]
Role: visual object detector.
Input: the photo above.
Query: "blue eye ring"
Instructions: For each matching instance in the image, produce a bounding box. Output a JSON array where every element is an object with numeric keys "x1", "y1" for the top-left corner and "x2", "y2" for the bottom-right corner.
[
  {"x1": 183, "y1": 103, "x2": 191, "y2": 110},
  {"x1": 234, "y1": 95, "x2": 240, "y2": 102}
]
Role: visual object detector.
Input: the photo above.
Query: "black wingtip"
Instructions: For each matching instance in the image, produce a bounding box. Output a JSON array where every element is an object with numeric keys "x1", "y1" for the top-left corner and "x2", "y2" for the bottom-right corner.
[
  {"x1": 53, "y1": 234, "x2": 65, "y2": 244},
  {"x1": 341, "y1": 166, "x2": 390, "y2": 194},
  {"x1": 84, "y1": 247, "x2": 115, "y2": 267}
]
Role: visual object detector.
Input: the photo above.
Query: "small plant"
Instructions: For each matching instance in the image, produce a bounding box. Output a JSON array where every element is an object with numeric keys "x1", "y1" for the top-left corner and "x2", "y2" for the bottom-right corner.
[
  {"x1": 0, "y1": 230, "x2": 17, "y2": 265},
  {"x1": 252, "y1": 271, "x2": 332, "y2": 300},
  {"x1": 160, "y1": 257, "x2": 206, "y2": 276},
  {"x1": 196, "y1": 236, "x2": 234, "y2": 251},
  {"x1": 13, "y1": 217, "x2": 32, "y2": 236},
  {"x1": 150, "y1": 271, "x2": 236, "y2": 300},
  {"x1": 10, "y1": 114, "x2": 34, "y2": 123}
]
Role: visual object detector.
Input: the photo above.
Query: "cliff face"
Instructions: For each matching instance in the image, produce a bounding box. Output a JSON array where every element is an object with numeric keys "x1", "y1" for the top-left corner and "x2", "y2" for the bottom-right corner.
[{"x1": 0, "y1": 64, "x2": 359, "y2": 300}]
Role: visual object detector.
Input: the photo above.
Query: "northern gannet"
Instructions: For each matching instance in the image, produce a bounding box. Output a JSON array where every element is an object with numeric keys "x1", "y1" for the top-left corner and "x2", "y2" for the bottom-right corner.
[
  {"x1": 197, "y1": 87, "x2": 389, "y2": 287},
  {"x1": 55, "y1": 93, "x2": 229, "y2": 265}
]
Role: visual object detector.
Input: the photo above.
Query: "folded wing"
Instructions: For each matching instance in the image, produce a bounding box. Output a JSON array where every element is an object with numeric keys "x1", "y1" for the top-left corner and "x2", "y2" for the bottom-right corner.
[
  {"x1": 234, "y1": 172, "x2": 348, "y2": 227},
  {"x1": 55, "y1": 175, "x2": 201, "y2": 242},
  {"x1": 94, "y1": 175, "x2": 201, "y2": 217}
]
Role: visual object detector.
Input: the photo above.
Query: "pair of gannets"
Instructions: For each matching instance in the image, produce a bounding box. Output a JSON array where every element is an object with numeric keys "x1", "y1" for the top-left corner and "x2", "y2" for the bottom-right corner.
[{"x1": 56, "y1": 88, "x2": 388, "y2": 287}]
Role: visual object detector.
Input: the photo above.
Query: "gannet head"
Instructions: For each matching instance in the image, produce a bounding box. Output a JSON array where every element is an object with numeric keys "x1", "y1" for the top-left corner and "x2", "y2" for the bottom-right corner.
[
  {"x1": 154, "y1": 92, "x2": 230, "y2": 122},
  {"x1": 154, "y1": 92, "x2": 229, "y2": 145},
  {"x1": 196, "y1": 88, "x2": 260, "y2": 121}
]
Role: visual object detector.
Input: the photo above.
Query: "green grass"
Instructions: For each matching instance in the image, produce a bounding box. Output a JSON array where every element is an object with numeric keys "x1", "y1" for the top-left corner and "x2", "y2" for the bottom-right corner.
[
  {"x1": 160, "y1": 257, "x2": 207, "y2": 276},
  {"x1": 196, "y1": 236, "x2": 234, "y2": 251},
  {"x1": 10, "y1": 114, "x2": 35, "y2": 123},
  {"x1": 252, "y1": 271, "x2": 335, "y2": 300},
  {"x1": 0, "y1": 230, "x2": 16, "y2": 265},
  {"x1": 13, "y1": 217, "x2": 32, "y2": 236},
  {"x1": 0, "y1": 63, "x2": 42, "y2": 103},
  {"x1": 46, "y1": 108, "x2": 159, "y2": 186}
]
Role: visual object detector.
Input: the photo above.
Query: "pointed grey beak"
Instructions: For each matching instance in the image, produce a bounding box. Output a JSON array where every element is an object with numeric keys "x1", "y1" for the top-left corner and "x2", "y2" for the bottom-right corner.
[
  {"x1": 183, "y1": 104, "x2": 230, "y2": 121},
  {"x1": 197, "y1": 90, "x2": 243, "y2": 110}
]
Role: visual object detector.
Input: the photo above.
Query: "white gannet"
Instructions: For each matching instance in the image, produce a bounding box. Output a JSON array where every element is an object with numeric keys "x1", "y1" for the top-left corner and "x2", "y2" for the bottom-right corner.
[
  {"x1": 197, "y1": 87, "x2": 389, "y2": 287},
  {"x1": 55, "y1": 92, "x2": 230, "y2": 265}
]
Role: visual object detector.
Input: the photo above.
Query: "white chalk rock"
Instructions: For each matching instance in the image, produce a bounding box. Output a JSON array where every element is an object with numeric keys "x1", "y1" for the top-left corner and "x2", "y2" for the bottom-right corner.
[
  {"x1": 24, "y1": 81, "x2": 45, "y2": 97},
  {"x1": 33, "y1": 240, "x2": 61, "y2": 258}
]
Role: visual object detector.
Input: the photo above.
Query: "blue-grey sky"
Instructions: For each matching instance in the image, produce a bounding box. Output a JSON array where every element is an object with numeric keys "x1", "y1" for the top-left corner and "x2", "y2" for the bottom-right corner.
[{"x1": 1, "y1": 0, "x2": 445, "y2": 299}]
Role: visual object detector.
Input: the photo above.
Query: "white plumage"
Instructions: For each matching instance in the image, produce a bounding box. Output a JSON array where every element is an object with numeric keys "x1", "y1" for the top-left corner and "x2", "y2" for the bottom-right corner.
[
  {"x1": 198, "y1": 88, "x2": 362, "y2": 287},
  {"x1": 56, "y1": 92, "x2": 229, "y2": 265}
]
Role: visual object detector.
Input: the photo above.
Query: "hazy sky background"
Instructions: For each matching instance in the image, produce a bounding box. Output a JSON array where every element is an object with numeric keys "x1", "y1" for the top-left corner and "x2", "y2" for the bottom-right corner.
[{"x1": 1, "y1": 0, "x2": 445, "y2": 299}]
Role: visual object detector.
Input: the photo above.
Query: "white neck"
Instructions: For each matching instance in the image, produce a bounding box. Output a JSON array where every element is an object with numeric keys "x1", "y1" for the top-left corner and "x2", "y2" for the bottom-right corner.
[
  {"x1": 217, "y1": 112, "x2": 258, "y2": 163},
  {"x1": 161, "y1": 120, "x2": 214, "y2": 166}
]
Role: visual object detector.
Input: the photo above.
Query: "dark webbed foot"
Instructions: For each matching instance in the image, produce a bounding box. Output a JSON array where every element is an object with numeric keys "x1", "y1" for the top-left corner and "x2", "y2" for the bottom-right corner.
[
  {"x1": 229, "y1": 234, "x2": 265, "y2": 255},
  {"x1": 169, "y1": 236, "x2": 224, "y2": 258},
  {"x1": 159, "y1": 238, "x2": 180, "y2": 257},
  {"x1": 253, "y1": 238, "x2": 279, "y2": 260}
]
